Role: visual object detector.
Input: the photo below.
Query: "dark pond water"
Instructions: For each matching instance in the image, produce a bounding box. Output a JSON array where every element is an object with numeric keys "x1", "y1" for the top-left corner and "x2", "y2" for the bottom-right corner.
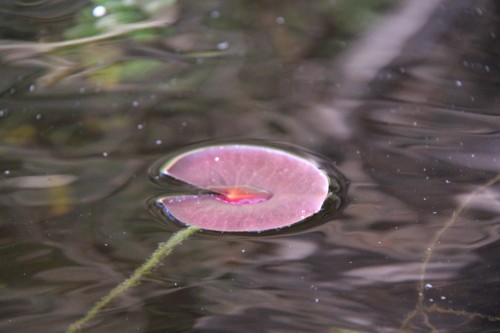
[{"x1": 1, "y1": 1, "x2": 499, "y2": 332}]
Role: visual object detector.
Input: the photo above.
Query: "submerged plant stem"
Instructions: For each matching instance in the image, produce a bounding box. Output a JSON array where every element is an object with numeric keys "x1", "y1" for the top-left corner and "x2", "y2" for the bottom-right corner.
[
  {"x1": 417, "y1": 174, "x2": 500, "y2": 302},
  {"x1": 67, "y1": 226, "x2": 200, "y2": 333},
  {"x1": 402, "y1": 174, "x2": 500, "y2": 331}
]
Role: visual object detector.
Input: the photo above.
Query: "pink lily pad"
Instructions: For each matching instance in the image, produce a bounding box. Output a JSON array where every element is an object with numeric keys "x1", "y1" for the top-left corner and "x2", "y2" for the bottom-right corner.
[{"x1": 157, "y1": 145, "x2": 330, "y2": 232}]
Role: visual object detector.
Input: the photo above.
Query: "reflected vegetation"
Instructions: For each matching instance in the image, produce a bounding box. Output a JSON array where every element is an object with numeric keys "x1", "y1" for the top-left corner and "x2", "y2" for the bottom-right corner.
[{"x1": 1, "y1": 0, "x2": 500, "y2": 332}]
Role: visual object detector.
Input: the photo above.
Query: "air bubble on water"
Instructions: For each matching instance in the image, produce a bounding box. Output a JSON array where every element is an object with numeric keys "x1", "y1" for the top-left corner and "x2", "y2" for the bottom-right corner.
[
  {"x1": 132, "y1": 100, "x2": 139, "y2": 107},
  {"x1": 276, "y1": 16, "x2": 285, "y2": 24},
  {"x1": 455, "y1": 80, "x2": 462, "y2": 87},
  {"x1": 314, "y1": 298, "x2": 320, "y2": 303},
  {"x1": 0, "y1": 109, "x2": 6, "y2": 117},
  {"x1": 137, "y1": 124, "x2": 144, "y2": 130},
  {"x1": 102, "y1": 152, "x2": 109, "y2": 157},
  {"x1": 440, "y1": 296, "x2": 446, "y2": 300},
  {"x1": 214, "y1": 156, "x2": 220, "y2": 162},
  {"x1": 155, "y1": 139, "x2": 162, "y2": 145},
  {"x1": 29, "y1": 84, "x2": 36, "y2": 92},
  {"x1": 241, "y1": 249, "x2": 245, "y2": 253},
  {"x1": 210, "y1": 10, "x2": 220, "y2": 18},
  {"x1": 35, "y1": 114, "x2": 41, "y2": 120},
  {"x1": 92, "y1": 5, "x2": 107, "y2": 17},
  {"x1": 425, "y1": 283, "x2": 433, "y2": 289},
  {"x1": 4, "y1": 170, "x2": 10, "y2": 175},
  {"x1": 217, "y1": 42, "x2": 229, "y2": 50}
]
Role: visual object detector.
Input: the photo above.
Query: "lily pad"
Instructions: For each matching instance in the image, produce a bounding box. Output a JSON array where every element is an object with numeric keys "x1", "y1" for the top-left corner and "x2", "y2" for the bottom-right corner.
[{"x1": 157, "y1": 144, "x2": 330, "y2": 232}]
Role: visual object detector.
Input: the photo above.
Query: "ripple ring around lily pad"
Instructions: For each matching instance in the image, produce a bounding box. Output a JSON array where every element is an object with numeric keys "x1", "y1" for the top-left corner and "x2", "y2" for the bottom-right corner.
[{"x1": 152, "y1": 143, "x2": 345, "y2": 233}]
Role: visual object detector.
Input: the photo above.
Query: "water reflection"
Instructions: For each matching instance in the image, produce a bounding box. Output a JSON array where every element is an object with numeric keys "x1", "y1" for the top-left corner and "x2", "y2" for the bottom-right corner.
[{"x1": 1, "y1": 0, "x2": 499, "y2": 332}]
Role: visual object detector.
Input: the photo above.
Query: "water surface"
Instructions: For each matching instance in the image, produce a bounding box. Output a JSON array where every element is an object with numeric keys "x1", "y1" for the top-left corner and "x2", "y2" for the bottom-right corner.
[{"x1": 1, "y1": 0, "x2": 499, "y2": 332}]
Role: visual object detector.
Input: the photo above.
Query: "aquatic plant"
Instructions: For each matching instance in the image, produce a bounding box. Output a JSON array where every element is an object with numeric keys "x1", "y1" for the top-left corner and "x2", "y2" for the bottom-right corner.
[
  {"x1": 157, "y1": 144, "x2": 331, "y2": 232},
  {"x1": 66, "y1": 226, "x2": 199, "y2": 333},
  {"x1": 401, "y1": 174, "x2": 500, "y2": 331},
  {"x1": 67, "y1": 143, "x2": 343, "y2": 332}
]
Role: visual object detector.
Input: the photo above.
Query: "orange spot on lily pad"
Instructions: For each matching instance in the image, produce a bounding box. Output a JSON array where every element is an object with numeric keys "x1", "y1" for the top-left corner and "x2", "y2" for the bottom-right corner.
[{"x1": 209, "y1": 185, "x2": 273, "y2": 205}]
